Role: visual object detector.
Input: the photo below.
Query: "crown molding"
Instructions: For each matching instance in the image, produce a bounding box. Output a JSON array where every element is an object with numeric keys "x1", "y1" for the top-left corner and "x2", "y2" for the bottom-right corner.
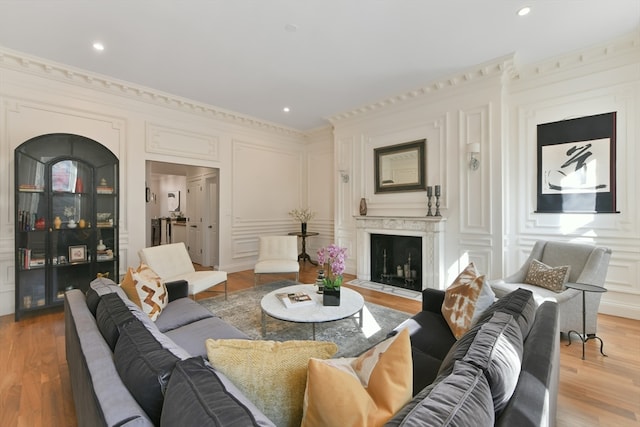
[
  {"x1": 328, "y1": 54, "x2": 517, "y2": 125},
  {"x1": 0, "y1": 46, "x2": 306, "y2": 138},
  {"x1": 518, "y1": 29, "x2": 639, "y2": 81}
]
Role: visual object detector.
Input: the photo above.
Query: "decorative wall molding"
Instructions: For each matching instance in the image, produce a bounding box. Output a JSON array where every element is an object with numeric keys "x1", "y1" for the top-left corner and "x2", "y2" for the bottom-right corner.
[
  {"x1": 517, "y1": 30, "x2": 639, "y2": 82},
  {"x1": 146, "y1": 122, "x2": 220, "y2": 161},
  {"x1": 328, "y1": 54, "x2": 516, "y2": 124},
  {"x1": 0, "y1": 46, "x2": 305, "y2": 138}
]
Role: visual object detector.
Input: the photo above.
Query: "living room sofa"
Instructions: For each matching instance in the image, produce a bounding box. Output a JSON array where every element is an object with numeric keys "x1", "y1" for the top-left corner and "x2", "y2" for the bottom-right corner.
[
  {"x1": 386, "y1": 287, "x2": 559, "y2": 427},
  {"x1": 66, "y1": 277, "x2": 558, "y2": 427}
]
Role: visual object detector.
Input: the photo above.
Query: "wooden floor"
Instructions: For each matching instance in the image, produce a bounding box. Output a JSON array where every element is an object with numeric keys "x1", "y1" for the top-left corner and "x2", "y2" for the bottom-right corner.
[{"x1": 1, "y1": 262, "x2": 638, "y2": 426}]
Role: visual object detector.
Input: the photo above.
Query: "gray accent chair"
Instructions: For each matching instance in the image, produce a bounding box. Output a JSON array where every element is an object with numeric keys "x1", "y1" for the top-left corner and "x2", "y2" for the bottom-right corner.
[{"x1": 489, "y1": 240, "x2": 611, "y2": 336}]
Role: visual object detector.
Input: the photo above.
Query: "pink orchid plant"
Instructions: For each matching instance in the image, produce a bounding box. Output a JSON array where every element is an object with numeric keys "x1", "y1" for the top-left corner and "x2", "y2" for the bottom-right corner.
[{"x1": 317, "y1": 243, "x2": 347, "y2": 290}]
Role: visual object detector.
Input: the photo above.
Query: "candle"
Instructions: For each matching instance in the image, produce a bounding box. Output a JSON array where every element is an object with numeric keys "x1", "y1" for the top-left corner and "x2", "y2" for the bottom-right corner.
[
  {"x1": 435, "y1": 185, "x2": 441, "y2": 196},
  {"x1": 427, "y1": 186, "x2": 433, "y2": 197}
]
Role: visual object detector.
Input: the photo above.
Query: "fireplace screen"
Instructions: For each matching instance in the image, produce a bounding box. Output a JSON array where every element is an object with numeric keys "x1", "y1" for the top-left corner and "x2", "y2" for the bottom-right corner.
[{"x1": 370, "y1": 234, "x2": 422, "y2": 291}]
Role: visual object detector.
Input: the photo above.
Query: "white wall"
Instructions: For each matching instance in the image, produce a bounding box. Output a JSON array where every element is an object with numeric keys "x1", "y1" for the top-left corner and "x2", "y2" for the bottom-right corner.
[
  {"x1": 0, "y1": 47, "x2": 320, "y2": 316},
  {"x1": 331, "y1": 30, "x2": 640, "y2": 319}
]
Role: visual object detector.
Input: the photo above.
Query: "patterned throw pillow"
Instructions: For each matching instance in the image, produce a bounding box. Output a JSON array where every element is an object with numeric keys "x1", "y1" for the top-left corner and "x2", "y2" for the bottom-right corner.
[
  {"x1": 301, "y1": 329, "x2": 412, "y2": 427},
  {"x1": 206, "y1": 339, "x2": 338, "y2": 427},
  {"x1": 524, "y1": 259, "x2": 570, "y2": 292},
  {"x1": 441, "y1": 262, "x2": 486, "y2": 339},
  {"x1": 120, "y1": 264, "x2": 168, "y2": 321}
]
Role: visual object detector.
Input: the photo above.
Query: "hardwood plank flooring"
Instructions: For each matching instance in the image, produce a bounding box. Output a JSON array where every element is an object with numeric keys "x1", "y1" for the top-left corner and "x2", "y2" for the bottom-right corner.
[{"x1": 1, "y1": 262, "x2": 638, "y2": 426}]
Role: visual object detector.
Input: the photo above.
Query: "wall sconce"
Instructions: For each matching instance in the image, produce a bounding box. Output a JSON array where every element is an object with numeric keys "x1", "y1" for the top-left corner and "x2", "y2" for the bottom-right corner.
[
  {"x1": 467, "y1": 143, "x2": 480, "y2": 171},
  {"x1": 339, "y1": 170, "x2": 350, "y2": 183}
]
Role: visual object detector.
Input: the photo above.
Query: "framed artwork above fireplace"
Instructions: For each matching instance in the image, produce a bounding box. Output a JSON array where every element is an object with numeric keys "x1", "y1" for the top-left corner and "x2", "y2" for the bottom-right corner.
[{"x1": 374, "y1": 139, "x2": 426, "y2": 194}]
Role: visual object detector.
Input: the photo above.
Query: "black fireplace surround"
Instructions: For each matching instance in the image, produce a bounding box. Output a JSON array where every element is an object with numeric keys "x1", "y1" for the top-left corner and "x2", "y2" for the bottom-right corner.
[{"x1": 370, "y1": 234, "x2": 422, "y2": 291}]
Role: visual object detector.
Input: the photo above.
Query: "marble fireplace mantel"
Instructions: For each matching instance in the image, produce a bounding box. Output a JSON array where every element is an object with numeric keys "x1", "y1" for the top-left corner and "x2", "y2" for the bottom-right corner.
[{"x1": 354, "y1": 216, "x2": 446, "y2": 291}]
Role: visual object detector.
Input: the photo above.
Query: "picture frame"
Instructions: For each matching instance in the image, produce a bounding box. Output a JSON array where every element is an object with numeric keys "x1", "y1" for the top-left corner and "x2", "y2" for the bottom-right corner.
[
  {"x1": 69, "y1": 245, "x2": 87, "y2": 263},
  {"x1": 536, "y1": 112, "x2": 618, "y2": 213},
  {"x1": 374, "y1": 139, "x2": 426, "y2": 194}
]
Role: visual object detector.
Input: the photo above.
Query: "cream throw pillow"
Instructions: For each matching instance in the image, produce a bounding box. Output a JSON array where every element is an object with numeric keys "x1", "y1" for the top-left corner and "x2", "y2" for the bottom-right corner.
[
  {"x1": 524, "y1": 259, "x2": 571, "y2": 292},
  {"x1": 206, "y1": 339, "x2": 337, "y2": 427},
  {"x1": 119, "y1": 264, "x2": 168, "y2": 321},
  {"x1": 441, "y1": 262, "x2": 486, "y2": 339},
  {"x1": 301, "y1": 329, "x2": 412, "y2": 427}
]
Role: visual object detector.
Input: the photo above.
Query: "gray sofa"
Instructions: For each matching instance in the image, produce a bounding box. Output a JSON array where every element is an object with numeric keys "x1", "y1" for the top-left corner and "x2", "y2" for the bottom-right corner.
[
  {"x1": 386, "y1": 287, "x2": 559, "y2": 427},
  {"x1": 66, "y1": 277, "x2": 558, "y2": 427}
]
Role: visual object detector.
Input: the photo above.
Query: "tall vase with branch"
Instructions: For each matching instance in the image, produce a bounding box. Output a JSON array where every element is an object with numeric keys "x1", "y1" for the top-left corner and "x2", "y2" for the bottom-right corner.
[{"x1": 288, "y1": 208, "x2": 316, "y2": 234}]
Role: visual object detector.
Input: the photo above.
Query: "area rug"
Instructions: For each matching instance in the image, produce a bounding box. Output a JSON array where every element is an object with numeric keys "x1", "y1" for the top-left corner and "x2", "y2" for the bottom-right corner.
[{"x1": 198, "y1": 280, "x2": 411, "y2": 357}]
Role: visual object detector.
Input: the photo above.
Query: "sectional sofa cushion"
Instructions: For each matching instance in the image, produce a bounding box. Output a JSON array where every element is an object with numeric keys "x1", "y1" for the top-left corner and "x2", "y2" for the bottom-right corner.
[
  {"x1": 206, "y1": 339, "x2": 337, "y2": 427},
  {"x1": 301, "y1": 329, "x2": 412, "y2": 427},
  {"x1": 474, "y1": 288, "x2": 536, "y2": 339},
  {"x1": 154, "y1": 296, "x2": 216, "y2": 332},
  {"x1": 161, "y1": 357, "x2": 274, "y2": 427},
  {"x1": 386, "y1": 361, "x2": 495, "y2": 427},
  {"x1": 114, "y1": 319, "x2": 183, "y2": 426},
  {"x1": 85, "y1": 276, "x2": 124, "y2": 315},
  {"x1": 95, "y1": 292, "x2": 135, "y2": 350},
  {"x1": 460, "y1": 311, "x2": 524, "y2": 414}
]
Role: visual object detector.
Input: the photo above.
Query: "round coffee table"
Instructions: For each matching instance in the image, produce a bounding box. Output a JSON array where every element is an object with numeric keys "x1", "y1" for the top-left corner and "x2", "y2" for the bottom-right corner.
[{"x1": 260, "y1": 284, "x2": 364, "y2": 340}]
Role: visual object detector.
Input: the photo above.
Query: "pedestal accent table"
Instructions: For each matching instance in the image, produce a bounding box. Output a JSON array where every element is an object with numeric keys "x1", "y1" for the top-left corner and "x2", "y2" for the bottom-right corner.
[
  {"x1": 288, "y1": 231, "x2": 319, "y2": 265},
  {"x1": 565, "y1": 282, "x2": 608, "y2": 360}
]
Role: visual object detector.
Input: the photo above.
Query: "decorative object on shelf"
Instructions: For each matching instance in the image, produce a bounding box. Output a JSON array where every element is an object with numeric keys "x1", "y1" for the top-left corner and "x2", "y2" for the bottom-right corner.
[
  {"x1": 67, "y1": 219, "x2": 77, "y2": 229},
  {"x1": 359, "y1": 198, "x2": 368, "y2": 216},
  {"x1": 426, "y1": 186, "x2": 433, "y2": 216},
  {"x1": 97, "y1": 240, "x2": 107, "y2": 251},
  {"x1": 289, "y1": 208, "x2": 315, "y2": 234},
  {"x1": 79, "y1": 219, "x2": 86, "y2": 228},
  {"x1": 35, "y1": 217, "x2": 45, "y2": 230},
  {"x1": 69, "y1": 245, "x2": 87, "y2": 263},
  {"x1": 317, "y1": 243, "x2": 347, "y2": 306},
  {"x1": 54, "y1": 216, "x2": 62, "y2": 229},
  {"x1": 435, "y1": 185, "x2": 442, "y2": 217},
  {"x1": 75, "y1": 177, "x2": 83, "y2": 193}
]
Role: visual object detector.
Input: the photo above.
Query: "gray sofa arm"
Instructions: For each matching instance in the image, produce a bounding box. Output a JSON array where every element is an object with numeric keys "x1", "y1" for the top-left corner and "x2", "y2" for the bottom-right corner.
[{"x1": 165, "y1": 280, "x2": 189, "y2": 302}]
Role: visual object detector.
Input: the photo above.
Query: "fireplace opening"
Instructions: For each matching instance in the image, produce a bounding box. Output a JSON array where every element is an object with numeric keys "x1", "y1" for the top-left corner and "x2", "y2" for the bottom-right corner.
[{"x1": 370, "y1": 234, "x2": 422, "y2": 291}]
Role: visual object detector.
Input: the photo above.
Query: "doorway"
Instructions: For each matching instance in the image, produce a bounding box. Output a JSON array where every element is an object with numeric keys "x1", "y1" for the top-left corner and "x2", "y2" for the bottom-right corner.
[{"x1": 145, "y1": 161, "x2": 219, "y2": 268}]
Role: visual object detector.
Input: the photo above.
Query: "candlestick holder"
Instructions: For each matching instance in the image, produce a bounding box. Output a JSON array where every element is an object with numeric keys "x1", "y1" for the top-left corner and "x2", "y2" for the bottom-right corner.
[
  {"x1": 435, "y1": 194, "x2": 441, "y2": 216},
  {"x1": 426, "y1": 195, "x2": 433, "y2": 216}
]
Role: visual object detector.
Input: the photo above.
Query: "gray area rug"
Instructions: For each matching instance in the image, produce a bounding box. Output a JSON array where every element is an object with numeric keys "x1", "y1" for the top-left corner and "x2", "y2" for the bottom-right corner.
[{"x1": 198, "y1": 280, "x2": 411, "y2": 357}]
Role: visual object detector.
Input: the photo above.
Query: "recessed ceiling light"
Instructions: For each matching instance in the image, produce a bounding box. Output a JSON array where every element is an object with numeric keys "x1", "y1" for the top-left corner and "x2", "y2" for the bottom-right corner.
[
  {"x1": 284, "y1": 24, "x2": 298, "y2": 33},
  {"x1": 517, "y1": 6, "x2": 531, "y2": 16},
  {"x1": 283, "y1": 107, "x2": 291, "y2": 113},
  {"x1": 92, "y1": 42, "x2": 105, "y2": 51}
]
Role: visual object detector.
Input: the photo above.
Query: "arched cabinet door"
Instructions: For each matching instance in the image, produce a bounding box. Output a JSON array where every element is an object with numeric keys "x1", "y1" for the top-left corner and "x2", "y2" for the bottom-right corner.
[{"x1": 14, "y1": 133, "x2": 119, "y2": 321}]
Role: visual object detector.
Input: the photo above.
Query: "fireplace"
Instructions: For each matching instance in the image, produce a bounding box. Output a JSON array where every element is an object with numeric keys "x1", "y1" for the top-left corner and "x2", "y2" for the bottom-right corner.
[
  {"x1": 354, "y1": 216, "x2": 445, "y2": 293},
  {"x1": 371, "y1": 234, "x2": 422, "y2": 291}
]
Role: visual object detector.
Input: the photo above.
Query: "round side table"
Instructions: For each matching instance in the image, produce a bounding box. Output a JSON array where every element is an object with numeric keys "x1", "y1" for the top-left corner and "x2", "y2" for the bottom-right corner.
[{"x1": 565, "y1": 282, "x2": 607, "y2": 360}]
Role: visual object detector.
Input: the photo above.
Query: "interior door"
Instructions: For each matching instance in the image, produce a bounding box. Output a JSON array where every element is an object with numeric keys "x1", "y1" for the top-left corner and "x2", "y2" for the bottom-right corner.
[
  {"x1": 202, "y1": 174, "x2": 219, "y2": 268},
  {"x1": 186, "y1": 179, "x2": 203, "y2": 264}
]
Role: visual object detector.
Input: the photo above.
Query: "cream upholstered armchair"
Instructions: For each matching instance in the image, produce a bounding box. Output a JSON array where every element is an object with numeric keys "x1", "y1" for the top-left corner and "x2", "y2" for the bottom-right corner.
[
  {"x1": 138, "y1": 242, "x2": 227, "y2": 300},
  {"x1": 489, "y1": 240, "x2": 611, "y2": 336},
  {"x1": 254, "y1": 236, "x2": 300, "y2": 286}
]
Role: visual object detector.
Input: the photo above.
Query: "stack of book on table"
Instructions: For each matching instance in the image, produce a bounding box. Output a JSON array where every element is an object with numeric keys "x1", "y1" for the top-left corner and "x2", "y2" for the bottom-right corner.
[{"x1": 276, "y1": 292, "x2": 315, "y2": 308}]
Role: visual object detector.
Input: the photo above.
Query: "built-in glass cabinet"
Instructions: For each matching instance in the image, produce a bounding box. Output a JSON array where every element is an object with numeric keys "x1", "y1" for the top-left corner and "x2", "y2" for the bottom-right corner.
[{"x1": 14, "y1": 133, "x2": 119, "y2": 320}]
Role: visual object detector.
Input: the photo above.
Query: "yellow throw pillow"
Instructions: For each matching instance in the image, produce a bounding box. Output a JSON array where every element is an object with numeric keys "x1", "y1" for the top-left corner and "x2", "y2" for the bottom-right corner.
[
  {"x1": 524, "y1": 259, "x2": 571, "y2": 292},
  {"x1": 301, "y1": 328, "x2": 412, "y2": 427},
  {"x1": 206, "y1": 339, "x2": 337, "y2": 427},
  {"x1": 441, "y1": 262, "x2": 486, "y2": 339},
  {"x1": 119, "y1": 264, "x2": 167, "y2": 321}
]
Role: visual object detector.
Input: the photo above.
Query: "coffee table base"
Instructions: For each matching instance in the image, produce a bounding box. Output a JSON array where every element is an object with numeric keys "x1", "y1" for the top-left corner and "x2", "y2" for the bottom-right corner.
[{"x1": 262, "y1": 308, "x2": 363, "y2": 340}]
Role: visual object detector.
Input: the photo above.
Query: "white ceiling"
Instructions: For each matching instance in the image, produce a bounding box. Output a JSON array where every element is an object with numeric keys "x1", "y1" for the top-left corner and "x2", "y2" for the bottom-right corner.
[{"x1": 0, "y1": 1, "x2": 638, "y2": 131}]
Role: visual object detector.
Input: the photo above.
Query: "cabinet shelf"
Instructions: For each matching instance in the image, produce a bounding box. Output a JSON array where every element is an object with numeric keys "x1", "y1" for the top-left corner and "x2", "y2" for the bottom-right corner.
[{"x1": 15, "y1": 133, "x2": 119, "y2": 321}]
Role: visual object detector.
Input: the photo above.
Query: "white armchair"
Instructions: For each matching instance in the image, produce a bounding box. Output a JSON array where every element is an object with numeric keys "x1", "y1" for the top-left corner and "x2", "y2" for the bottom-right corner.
[
  {"x1": 138, "y1": 242, "x2": 227, "y2": 300},
  {"x1": 489, "y1": 240, "x2": 611, "y2": 336},
  {"x1": 253, "y1": 236, "x2": 300, "y2": 286}
]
